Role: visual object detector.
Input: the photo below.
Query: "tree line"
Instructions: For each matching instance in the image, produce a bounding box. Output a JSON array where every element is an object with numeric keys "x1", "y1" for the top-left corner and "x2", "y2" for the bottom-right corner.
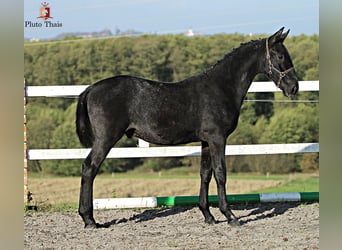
[{"x1": 24, "y1": 33, "x2": 319, "y2": 175}]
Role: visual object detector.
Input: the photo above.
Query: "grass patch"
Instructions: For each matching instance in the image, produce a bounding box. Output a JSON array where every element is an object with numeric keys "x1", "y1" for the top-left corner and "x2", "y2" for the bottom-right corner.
[
  {"x1": 255, "y1": 176, "x2": 319, "y2": 193},
  {"x1": 228, "y1": 173, "x2": 289, "y2": 181},
  {"x1": 25, "y1": 203, "x2": 78, "y2": 213}
]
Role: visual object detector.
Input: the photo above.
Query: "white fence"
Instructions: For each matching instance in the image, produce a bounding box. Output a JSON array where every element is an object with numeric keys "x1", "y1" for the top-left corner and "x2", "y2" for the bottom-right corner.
[
  {"x1": 25, "y1": 81, "x2": 319, "y2": 160},
  {"x1": 26, "y1": 81, "x2": 319, "y2": 97}
]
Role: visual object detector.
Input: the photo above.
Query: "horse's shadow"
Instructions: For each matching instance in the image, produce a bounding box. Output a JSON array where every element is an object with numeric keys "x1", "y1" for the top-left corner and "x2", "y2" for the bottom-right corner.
[
  {"x1": 97, "y1": 202, "x2": 308, "y2": 228},
  {"x1": 129, "y1": 206, "x2": 193, "y2": 223},
  {"x1": 97, "y1": 206, "x2": 192, "y2": 228},
  {"x1": 228, "y1": 202, "x2": 304, "y2": 225}
]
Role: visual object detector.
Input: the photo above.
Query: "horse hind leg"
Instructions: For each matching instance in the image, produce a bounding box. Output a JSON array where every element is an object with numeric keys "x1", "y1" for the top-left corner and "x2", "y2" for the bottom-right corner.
[
  {"x1": 198, "y1": 142, "x2": 216, "y2": 224},
  {"x1": 78, "y1": 133, "x2": 124, "y2": 228},
  {"x1": 209, "y1": 140, "x2": 240, "y2": 226}
]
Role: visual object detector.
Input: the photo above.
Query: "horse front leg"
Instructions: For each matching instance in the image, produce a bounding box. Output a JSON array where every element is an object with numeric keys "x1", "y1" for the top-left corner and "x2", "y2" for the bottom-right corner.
[
  {"x1": 198, "y1": 142, "x2": 216, "y2": 224},
  {"x1": 210, "y1": 140, "x2": 240, "y2": 226}
]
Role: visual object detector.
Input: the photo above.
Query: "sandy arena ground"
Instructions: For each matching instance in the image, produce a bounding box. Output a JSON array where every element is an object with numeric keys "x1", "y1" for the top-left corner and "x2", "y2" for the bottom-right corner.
[{"x1": 24, "y1": 202, "x2": 319, "y2": 249}]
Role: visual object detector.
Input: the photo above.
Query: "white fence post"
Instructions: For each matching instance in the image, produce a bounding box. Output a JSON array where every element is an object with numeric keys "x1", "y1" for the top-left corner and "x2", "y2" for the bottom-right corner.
[{"x1": 138, "y1": 139, "x2": 150, "y2": 148}]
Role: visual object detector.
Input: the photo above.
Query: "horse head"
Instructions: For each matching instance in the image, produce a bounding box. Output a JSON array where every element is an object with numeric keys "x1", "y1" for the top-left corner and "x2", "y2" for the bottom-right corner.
[{"x1": 265, "y1": 27, "x2": 299, "y2": 97}]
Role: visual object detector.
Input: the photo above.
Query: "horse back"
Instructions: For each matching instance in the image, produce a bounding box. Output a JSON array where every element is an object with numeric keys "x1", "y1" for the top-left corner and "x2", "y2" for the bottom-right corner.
[{"x1": 86, "y1": 76, "x2": 202, "y2": 144}]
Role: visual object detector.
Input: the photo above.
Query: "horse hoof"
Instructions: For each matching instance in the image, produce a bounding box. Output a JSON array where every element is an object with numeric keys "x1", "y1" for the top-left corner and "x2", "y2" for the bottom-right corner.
[
  {"x1": 228, "y1": 219, "x2": 241, "y2": 227},
  {"x1": 84, "y1": 223, "x2": 98, "y2": 229},
  {"x1": 204, "y1": 217, "x2": 217, "y2": 225}
]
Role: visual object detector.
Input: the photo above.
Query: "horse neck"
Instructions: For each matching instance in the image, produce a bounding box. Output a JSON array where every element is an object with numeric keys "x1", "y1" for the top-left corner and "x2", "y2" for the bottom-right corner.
[{"x1": 208, "y1": 39, "x2": 265, "y2": 104}]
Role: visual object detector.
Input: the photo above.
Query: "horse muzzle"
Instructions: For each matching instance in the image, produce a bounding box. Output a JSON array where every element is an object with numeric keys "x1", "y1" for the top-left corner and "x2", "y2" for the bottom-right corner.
[{"x1": 282, "y1": 80, "x2": 299, "y2": 97}]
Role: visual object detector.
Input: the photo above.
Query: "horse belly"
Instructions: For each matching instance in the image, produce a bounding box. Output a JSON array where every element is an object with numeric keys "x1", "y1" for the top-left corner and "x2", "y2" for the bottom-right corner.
[
  {"x1": 130, "y1": 121, "x2": 198, "y2": 145},
  {"x1": 127, "y1": 78, "x2": 199, "y2": 144}
]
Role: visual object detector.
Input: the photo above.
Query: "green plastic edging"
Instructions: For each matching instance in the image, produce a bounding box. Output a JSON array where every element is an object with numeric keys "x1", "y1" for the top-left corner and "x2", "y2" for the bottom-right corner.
[
  {"x1": 300, "y1": 192, "x2": 319, "y2": 202},
  {"x1": 156, "y1": 192, "x2": 319, "y2": 207}
]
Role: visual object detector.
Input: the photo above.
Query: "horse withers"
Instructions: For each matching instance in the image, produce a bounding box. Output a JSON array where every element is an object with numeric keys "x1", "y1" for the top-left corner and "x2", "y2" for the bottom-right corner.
[{"x1": 76, "y1": 27, "x2": 298, "y2": 228}]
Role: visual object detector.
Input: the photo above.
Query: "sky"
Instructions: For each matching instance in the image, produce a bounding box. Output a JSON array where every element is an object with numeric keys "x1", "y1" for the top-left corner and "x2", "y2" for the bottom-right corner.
[{"x1": 24, "y1": 0, "x2": 319, "y2": 39}]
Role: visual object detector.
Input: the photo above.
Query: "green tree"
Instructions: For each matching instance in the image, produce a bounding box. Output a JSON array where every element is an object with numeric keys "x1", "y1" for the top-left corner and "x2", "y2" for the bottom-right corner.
[
  {"x1": 260, "y1": 103, "x2": 318, "y2": 144},
  {"x1": 42, "y1": 121, "x2": 83, "y2": 176},
  {"x1": 300, "y1": 153, "x2": 319, "y2": 172},
  {"x1": 255, "y1": 103, "x2": 318, "y2": 173},
  {"x1": 39, "y1": 102, "x2": 82, "y2": 175}
]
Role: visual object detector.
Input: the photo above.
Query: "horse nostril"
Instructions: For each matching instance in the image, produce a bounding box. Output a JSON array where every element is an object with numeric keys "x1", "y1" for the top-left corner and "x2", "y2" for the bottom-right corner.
[{"x1": 292, "y1": 85, "x2": 298, "y2": 95}]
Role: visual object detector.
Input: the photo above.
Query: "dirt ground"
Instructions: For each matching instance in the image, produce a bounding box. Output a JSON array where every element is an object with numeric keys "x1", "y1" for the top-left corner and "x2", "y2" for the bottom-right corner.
[{"x1": 24, "y1": 202, "x2": 319, "y2": 249}]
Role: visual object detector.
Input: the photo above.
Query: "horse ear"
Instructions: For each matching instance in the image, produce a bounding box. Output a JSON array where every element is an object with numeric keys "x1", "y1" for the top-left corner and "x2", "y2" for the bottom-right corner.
[
  {"x1": 279, "y1": 29, "x2": 290, "y2": 42},
  {"x1": 268, "y1": 27, "x2": 288, "y2": 45}
]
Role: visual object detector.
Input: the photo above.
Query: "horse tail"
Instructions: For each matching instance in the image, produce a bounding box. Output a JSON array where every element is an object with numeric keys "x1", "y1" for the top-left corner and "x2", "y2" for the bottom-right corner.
[{"x1": 76, "y1": 86, "x2": 94, "y2": 148}]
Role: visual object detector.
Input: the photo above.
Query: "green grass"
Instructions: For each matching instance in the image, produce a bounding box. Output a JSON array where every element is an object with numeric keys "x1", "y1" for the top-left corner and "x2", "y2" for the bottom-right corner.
[
  {"x1": 25, "y1": 203, "x2": 78, "y2": 213},
  {"x1": 255, "y1": 176, "x2": 319, "y2": 193},
  {"x1": 228, "y1": 173, "x2": 289, "y2": 181}
]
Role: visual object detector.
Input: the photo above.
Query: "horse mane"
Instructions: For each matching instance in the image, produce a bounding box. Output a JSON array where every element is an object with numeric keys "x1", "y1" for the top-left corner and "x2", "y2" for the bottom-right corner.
[{"x1": 202, "y1": 38, "x2": 264, "y2": 75}]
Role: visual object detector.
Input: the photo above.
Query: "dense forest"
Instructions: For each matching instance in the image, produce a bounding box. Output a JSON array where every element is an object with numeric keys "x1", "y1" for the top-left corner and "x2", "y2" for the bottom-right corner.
[{"x1": 24, "y1": 33, "x2": 319, "y2": 176}]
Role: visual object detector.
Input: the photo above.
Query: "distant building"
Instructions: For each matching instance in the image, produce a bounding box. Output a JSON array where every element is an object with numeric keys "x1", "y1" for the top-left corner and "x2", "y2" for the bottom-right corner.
[
  {"x1": 79, "y1": 33, "x2": 93, "y2": 39},
  {"x1": 185, "y1": 29, "x2": 195, "y2": 37},
  {"x1": 184, "y1": 29, "x2": 202, "y2": 37},
  {"x1": 29, "y1": 38, "x2": 40, "y2": 42}
]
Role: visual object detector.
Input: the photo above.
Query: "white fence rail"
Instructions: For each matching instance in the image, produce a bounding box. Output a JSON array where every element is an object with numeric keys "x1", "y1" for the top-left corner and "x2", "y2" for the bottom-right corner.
[
  {"x1": 26, "y1": 81, "x2": 319, "y2": 160},
  {"x1": 27, "y1": 143, "x2": 319, "y2": 160},
  {"x1": 26, "y1": 81, "x2": 319, "y2": 97}
]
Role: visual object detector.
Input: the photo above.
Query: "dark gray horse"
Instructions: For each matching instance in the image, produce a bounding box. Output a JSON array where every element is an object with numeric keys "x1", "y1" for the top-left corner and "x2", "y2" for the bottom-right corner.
[{"x1": 76, "y1": 27, "x2": 298, "y2": 228}]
